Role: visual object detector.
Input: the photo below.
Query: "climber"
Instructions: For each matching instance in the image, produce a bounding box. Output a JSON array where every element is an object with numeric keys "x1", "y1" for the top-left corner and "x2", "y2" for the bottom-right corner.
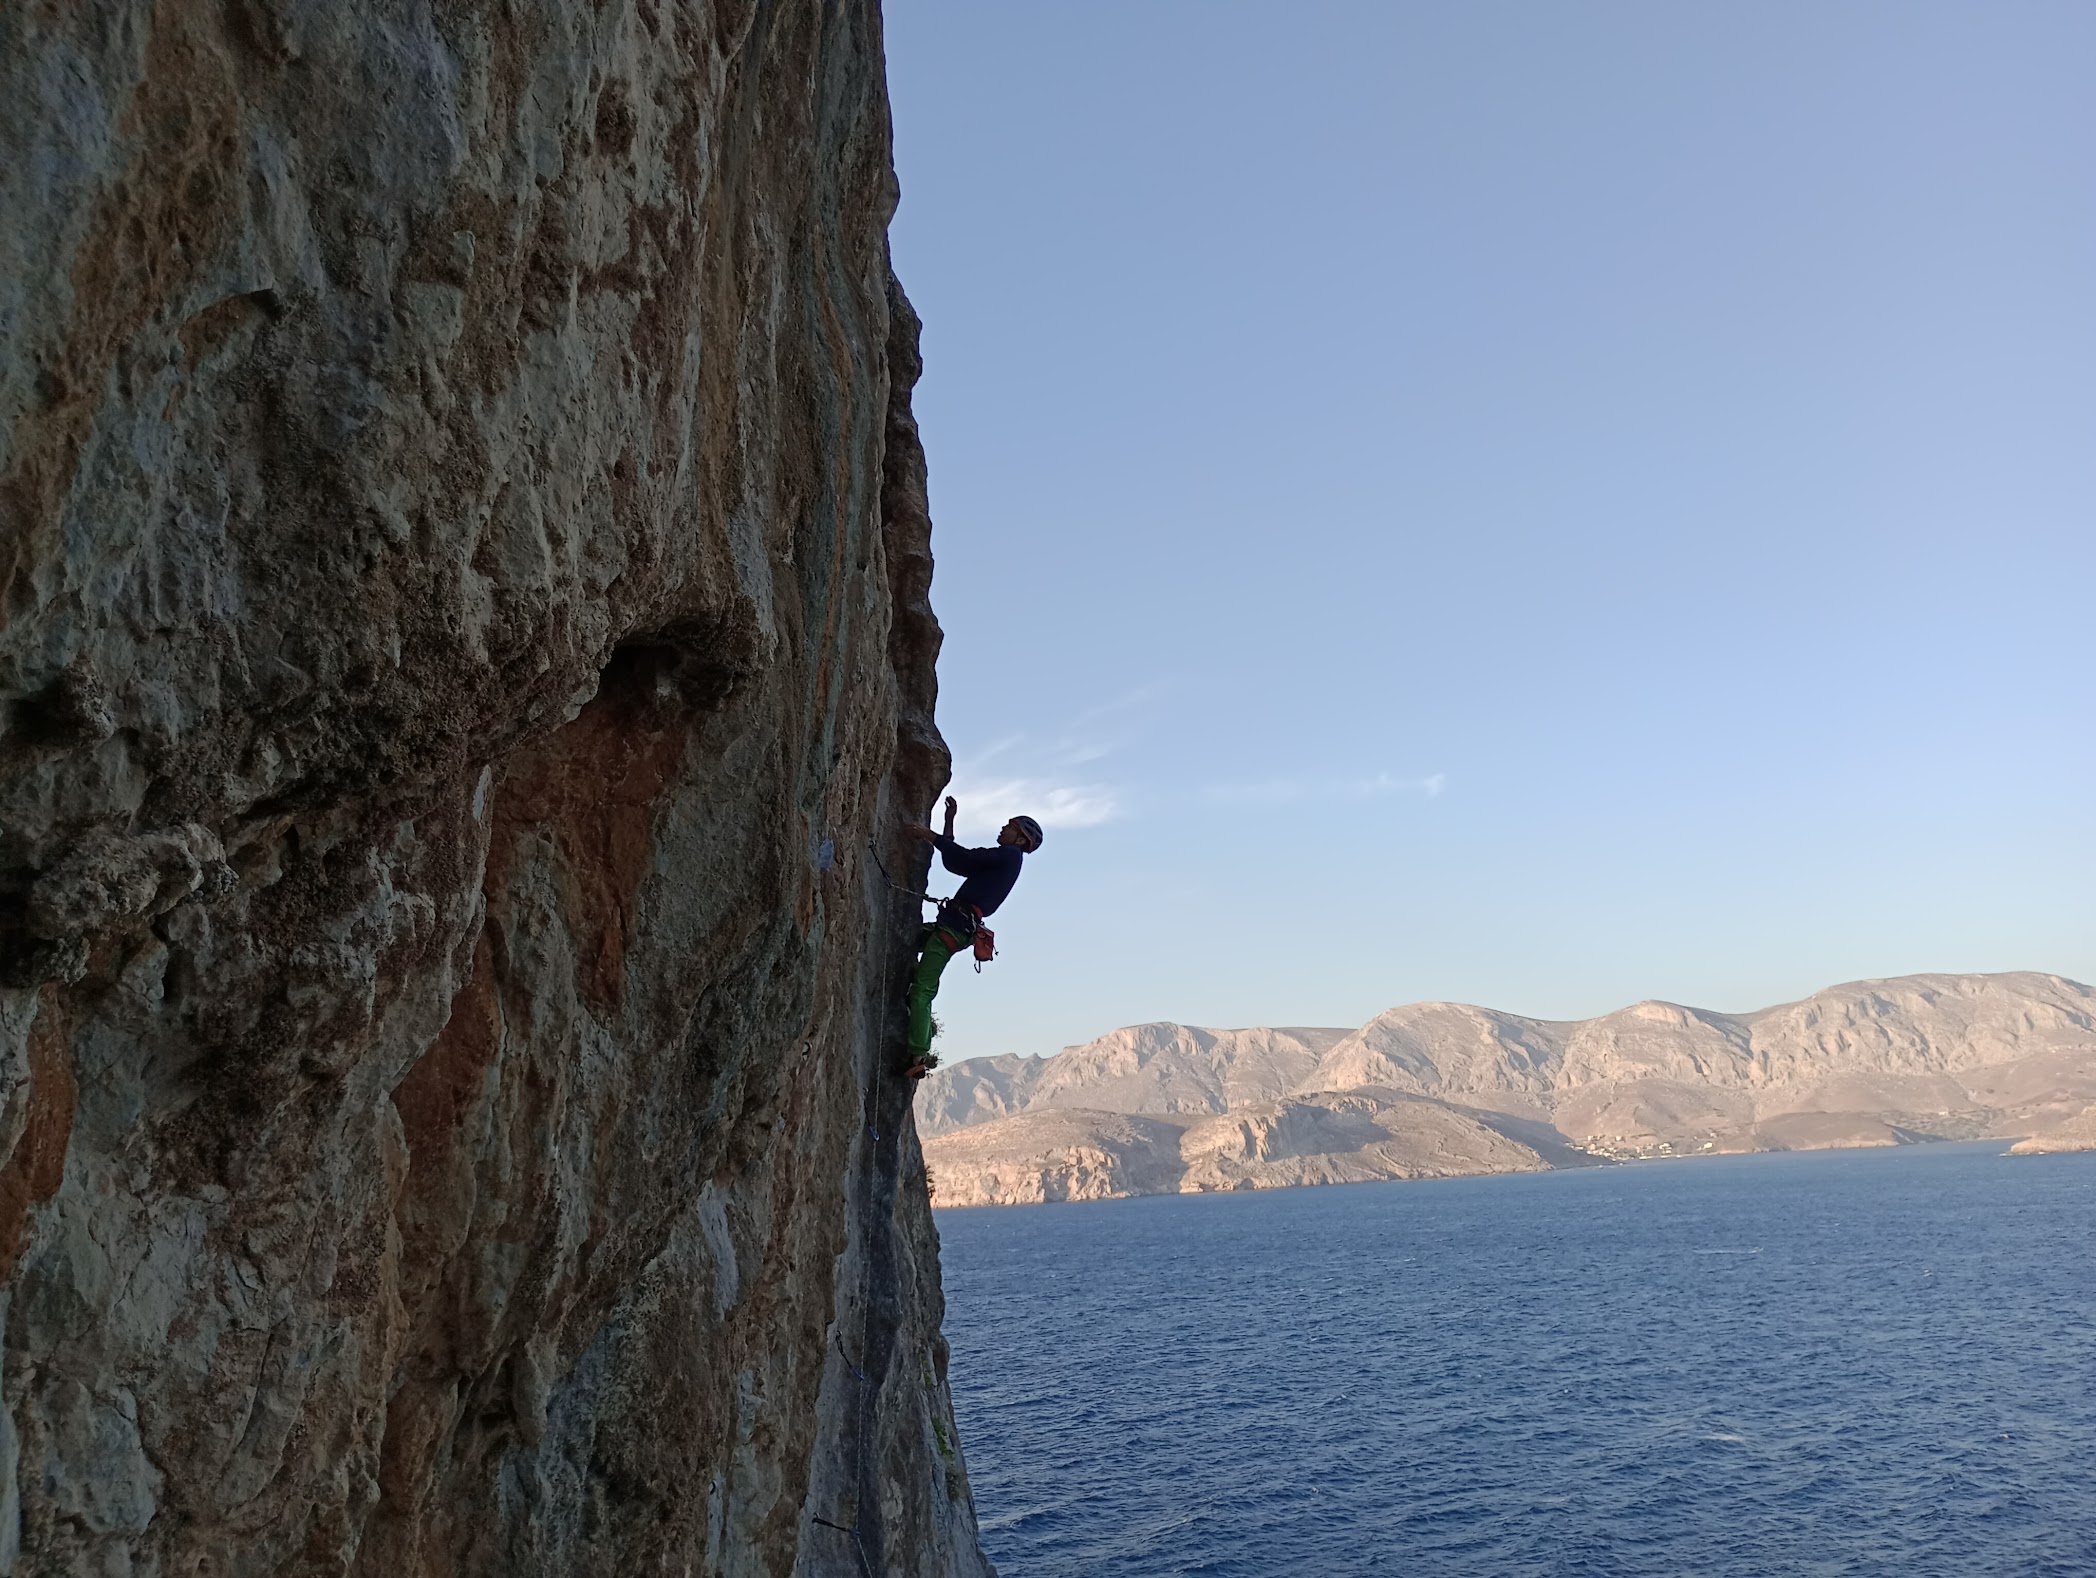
[{"x1": 897, "y1": 796, "x2": 1042, "y2": 1079}]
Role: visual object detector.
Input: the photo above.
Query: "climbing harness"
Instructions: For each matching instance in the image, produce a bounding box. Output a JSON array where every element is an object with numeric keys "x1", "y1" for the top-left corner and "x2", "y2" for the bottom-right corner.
[{"x1": 867, "y1": 839, "x2": 997, "y2": 969}]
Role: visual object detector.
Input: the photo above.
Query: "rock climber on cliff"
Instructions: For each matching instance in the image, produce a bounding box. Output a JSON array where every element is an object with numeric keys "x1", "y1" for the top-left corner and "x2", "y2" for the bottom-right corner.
[{"x1": 897, "y1": 796, "x2": 1042, "y2": 1080}]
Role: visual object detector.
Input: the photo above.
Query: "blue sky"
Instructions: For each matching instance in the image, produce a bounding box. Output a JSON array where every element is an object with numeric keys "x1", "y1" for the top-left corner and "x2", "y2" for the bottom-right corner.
[{"x1": 882, "y1": 1, "x2": 2095, "y2": 1059}]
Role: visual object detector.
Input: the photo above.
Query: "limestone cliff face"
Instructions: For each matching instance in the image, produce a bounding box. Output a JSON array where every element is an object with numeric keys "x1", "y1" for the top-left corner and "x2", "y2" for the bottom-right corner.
[{"x1": 0, "y1": 2, "x2": 991, "y2": 1574}]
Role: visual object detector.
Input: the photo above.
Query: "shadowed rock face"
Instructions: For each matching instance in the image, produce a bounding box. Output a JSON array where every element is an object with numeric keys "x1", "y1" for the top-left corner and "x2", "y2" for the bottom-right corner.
[{"x1": 0, "y1": 3, "x2": 990, "y2": 1574}]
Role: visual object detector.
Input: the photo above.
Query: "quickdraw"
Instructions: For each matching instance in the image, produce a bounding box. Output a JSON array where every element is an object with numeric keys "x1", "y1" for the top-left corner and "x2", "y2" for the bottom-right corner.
[
  {"x1": 867, "y1": 839, "x2": 944, "y2": 909},
  {"x1": 868, "y1": 839, "x2": 1001, "y2": 973}
]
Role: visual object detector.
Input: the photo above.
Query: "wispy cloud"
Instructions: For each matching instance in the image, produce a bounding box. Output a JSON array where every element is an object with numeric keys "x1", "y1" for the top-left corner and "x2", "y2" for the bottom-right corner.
[
  {"x1": 1039, "y1": 684, "x2": 1172, "y2": 773},
  {"x1": 1068, "y1": 681, "x2": 1172, "y2": 732},
  {"x1": 945, "y1": 777, "x2": 1120, "y2": 837},
  {"x1": 953, "y1": 734, "x2": 1027, "y2": 774},
  {"x1": 1351, "y1": 771, "x2": 1445, "y2": 798},
  {"x1": 938, "y1": 682, "x2": 1168, "y2": 838},
  {"x1": 1059, "y1": 741, "x2": 1115, "y2": 767},
  {"x1": 1203, "y1": 771, "x2": 1446, "y2": 806}
]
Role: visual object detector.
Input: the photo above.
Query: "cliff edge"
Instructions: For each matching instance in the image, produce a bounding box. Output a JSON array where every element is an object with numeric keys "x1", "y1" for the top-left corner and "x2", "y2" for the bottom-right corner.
[{"x1": 0, "y1": 2, "x2": 990, "y2": 1573}]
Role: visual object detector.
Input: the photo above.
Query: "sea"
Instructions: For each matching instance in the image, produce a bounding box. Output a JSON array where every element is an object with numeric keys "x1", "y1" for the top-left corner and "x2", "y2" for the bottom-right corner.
[{"x1": 935, "y1": 1141, "x2": 2096, "y2": 1577}]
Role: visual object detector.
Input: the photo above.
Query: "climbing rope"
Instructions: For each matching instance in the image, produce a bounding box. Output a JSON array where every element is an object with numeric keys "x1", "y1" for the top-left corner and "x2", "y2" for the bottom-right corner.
[
  {"x1": 809, "y1": 1103, "x2": 888, "y2": 1578},
  {"x1": 811, "y1": 1513, "x2": 875, "y2": 1578},
  {"x1": 809, "y1": 901, "x2": 911, "y2": 1578},
  {"x1": 810, "y1": 1105, "x2": 885, "y2": 1578}
]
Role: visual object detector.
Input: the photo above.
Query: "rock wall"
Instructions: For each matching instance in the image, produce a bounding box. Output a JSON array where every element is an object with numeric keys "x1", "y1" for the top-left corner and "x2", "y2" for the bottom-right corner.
[{"x1": 0, "y1": 1, "x2": 991, "y2": 1573}]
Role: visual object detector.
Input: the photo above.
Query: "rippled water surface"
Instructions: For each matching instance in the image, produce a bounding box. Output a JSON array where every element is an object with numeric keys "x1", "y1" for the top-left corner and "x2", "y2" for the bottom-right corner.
[{"x1": 936, "y1": 1143, "x2": 2096, "y2": 1577}]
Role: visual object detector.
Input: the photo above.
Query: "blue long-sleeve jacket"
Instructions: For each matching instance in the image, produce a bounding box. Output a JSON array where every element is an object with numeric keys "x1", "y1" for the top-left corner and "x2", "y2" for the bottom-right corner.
[{"x1": 932, "y1": 834, "x2": 1024, "y2": 930}]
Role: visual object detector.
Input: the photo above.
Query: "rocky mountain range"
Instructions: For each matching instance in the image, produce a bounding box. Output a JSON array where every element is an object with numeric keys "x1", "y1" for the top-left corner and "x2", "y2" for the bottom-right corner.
[{"x1": 920, "y1": 973, "x2": 2096, "y2": 1206}]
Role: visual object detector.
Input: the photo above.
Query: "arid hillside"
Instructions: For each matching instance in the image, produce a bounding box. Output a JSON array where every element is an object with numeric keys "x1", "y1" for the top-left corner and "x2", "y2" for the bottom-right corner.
[{"x1": 923, "y1": 973, "x2": 2096, "y2": 1206}]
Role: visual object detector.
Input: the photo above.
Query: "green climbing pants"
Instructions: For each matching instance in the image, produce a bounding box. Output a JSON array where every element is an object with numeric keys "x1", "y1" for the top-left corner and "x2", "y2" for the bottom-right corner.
[{"x1": 906, "y1": 924, "x2": 969, "y2": 1055}]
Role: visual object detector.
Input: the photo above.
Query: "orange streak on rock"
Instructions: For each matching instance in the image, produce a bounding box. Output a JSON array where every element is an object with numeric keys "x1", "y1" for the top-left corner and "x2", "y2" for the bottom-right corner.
[
  {"x1": 0, "y1": 992, "x2": 77, "y2": 1282},
  {"x1": 392, "y1": 929, "x2": 501, "y2": 1177},
  {"x1": 488, "y1": 653, "x2": 693, "y2": 1013}
]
